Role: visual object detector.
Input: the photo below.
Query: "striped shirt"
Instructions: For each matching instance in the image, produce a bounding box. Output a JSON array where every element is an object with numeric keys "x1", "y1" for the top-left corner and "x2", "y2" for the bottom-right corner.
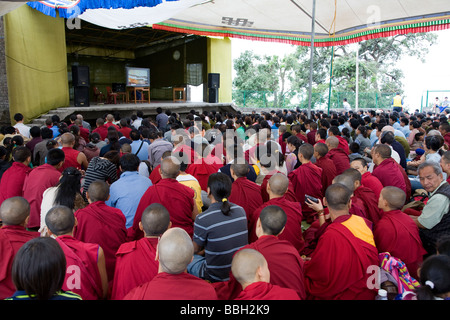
[
  {"x1": 82, "y1": 156, "x2": 118, "y2": 197},
  {"x1": 193, "y1": 202, "x2": 248, "y2": 282},
  {"x1": 5, "y1": 290, "x2": 82, "y2": 300}
]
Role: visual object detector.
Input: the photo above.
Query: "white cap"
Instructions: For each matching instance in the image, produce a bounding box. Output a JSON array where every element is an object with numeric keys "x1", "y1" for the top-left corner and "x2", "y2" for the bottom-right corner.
[{"x1": 378, "y1": 289, "x2": 387, "y2": 297}]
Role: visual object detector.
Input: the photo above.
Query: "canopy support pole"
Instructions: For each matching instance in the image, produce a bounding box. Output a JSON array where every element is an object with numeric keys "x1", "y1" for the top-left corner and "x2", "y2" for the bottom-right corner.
[{"x1": 307, "y1": 0, "x2": 316, "y2": 118}]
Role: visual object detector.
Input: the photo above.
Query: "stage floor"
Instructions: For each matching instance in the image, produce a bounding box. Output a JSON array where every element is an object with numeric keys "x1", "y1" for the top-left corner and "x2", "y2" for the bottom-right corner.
[{"x1": 31, "y1": 100, "x2": 237, "y2": 126}]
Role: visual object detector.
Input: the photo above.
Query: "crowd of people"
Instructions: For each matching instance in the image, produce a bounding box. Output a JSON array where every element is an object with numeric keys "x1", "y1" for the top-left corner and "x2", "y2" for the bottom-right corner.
[{"x1": 0, "y1": 106, "x2": 449, "y2": 301}]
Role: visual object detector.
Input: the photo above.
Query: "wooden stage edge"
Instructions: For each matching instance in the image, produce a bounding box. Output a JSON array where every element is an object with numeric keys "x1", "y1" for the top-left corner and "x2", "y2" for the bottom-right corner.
[{"x1": 31, "y1": 101, "x2": 238, "y2": 126}]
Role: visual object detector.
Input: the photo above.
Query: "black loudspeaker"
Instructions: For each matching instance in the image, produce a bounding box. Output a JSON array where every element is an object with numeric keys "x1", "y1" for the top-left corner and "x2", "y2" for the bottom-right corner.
[
  {"x1": 208, "y1": 88, "x2": 218, "y2": 103},
  {"x1": 208, "y1": 73, "x2": 220, "y2": 88},
  {"x1": 74, "y1": 86, "x2": 90, "y2": 107},
  {"x1": 72, "y1": 65, "x2": 90, "y2": 87}
]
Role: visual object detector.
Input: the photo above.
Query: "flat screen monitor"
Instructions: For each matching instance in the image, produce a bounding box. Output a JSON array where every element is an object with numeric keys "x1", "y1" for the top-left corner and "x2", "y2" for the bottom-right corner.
[{"x1": 126, "y1": 67, "x2": 150, "y2": 87}]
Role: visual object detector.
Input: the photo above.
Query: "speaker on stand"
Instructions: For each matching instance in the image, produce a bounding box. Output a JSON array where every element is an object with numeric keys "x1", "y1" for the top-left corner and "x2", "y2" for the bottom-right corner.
[
  {"x1": 208, "y1": 73, "x2": 220, "y2": 103},
  {"x1": 72, "y1": 65, "x2": 90, "y2": 107}
]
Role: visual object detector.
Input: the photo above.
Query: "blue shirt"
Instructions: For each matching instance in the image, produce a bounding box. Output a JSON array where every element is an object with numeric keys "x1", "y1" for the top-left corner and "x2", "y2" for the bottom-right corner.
[
  {"x1": 106, "y1": 171, "x2": 152, "y2": 228},
  {"x1": 130, "y1": 140, "x2": 149, "y2": 161}
]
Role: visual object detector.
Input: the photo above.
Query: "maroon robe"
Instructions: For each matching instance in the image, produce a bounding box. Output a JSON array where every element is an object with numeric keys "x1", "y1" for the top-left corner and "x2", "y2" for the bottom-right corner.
[
  {"x1": 149, "y1": 164, "x2": 161, "y2": 185},
  {"x1": 186, "y1": 156, "x2": 222, "y2": 191},
  {"x1": 73, "y1": 201, "x2": 127, "y2": 282},
  {"x1": 0, "y1": 162, "x2": 32, "y2": 205},
  {"x1": 305, "y1": 215, "x2": 379, "y2": 300},
  {"x1": 288, "y1": 162, "x2": 323, "y2": 224},
  {"x1": 123, "y1": 272, "x2": 218, "y2": 300},
  {"x1": 0, "y1": 225, "x2": 39, "y2": 299},
  {"x1": 229, "y1": 177, "x2": 263, "y2": 239},
  {"x1": 361, "y1": 171, "x2": 383, "y2": 201},
  {"x1": 23, "y1": 163, "x2": 61, "y2": 229},
  {"x1": 353, "y1": 186, "x2": 383, "y2": 225},
  {"x1": 373, "y1": 210, "x2": 427, "y2": 280},
  {"x1": 260, "y1": 171, "x2": 297, "y2": 203},
  {"x1": 56, "y1": 235, "x2": 103, "y2": 300},
  {"x1": 372, "y1": 158, "x2": 407, "y2": 196},
  {"x1": 130, "y1": 178, "x2": 195, "y2": 240},
  {"x1": 327, "y1": 148, "x2": 350, "y2": 175},
  {"x1": 250, "y1": 197, "x2": 305, "y2": 254},
  {"x1": 245, "y1": 235, "x2": 306, "y2": 299},
  {"x1": 111, "y1": 237, "x2": 159, "y2": 300},
  {"x1": 314, "y1": 156, "x2": 337, "y2": 195},
  {"x1": 235, "y1": 282, "x2": 300, "y2": 300},
  {"x1": 307, "y1": 130, "x2": 317, "y2": 145},
  {"x1": 336, "y1": 135, "x2": 350, "y2": 154},
  {"x1": 93, "y1": 124, "x2": 108, "y2": 141}
]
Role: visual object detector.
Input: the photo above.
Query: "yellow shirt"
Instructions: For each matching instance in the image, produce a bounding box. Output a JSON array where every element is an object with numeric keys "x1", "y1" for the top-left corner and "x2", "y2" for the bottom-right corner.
[{"x1": 177, "y1": 174, "x2": 203, "y2": 213}]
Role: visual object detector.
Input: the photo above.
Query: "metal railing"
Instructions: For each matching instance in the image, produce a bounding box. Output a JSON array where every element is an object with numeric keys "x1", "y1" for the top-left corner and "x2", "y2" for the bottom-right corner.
[{"x1": 233, "y1": 90, "x2": 396, "y2": 111}]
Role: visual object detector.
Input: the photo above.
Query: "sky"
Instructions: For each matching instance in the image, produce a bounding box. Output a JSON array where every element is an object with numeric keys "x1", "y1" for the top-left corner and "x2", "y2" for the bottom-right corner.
[{"x1": 230, "y1": 28, "x2": 450, "y2": 112}]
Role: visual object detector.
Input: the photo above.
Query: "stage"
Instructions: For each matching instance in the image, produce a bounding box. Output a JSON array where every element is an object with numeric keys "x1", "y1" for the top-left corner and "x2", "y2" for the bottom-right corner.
[{"x1": 30, "y1": 100, "x2": 238, "y2": 127}]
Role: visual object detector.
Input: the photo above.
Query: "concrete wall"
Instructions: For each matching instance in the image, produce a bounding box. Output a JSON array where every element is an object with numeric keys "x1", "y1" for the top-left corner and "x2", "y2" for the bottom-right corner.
[
  {"x1": 207, "y1": 37, "x2": 232, "y2": 103},
  {"x1": 0, "y1": 17, "x2": 10, "y2": 125}
]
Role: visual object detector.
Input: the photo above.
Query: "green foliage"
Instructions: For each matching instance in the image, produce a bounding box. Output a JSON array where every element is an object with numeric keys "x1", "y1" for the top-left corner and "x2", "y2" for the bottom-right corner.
[{"x1": 232, "y1": 32, "x2": 438, "y2": 109}]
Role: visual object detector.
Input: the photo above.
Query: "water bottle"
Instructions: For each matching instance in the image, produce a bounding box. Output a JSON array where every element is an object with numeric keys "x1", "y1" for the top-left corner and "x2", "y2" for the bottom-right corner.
[{"x1": 375, "y1": 289, "x2": 388, "y2": 300}]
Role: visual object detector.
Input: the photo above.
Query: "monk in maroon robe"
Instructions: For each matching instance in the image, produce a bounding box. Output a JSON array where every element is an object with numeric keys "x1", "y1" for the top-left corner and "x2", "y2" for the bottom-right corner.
[
  {"x1": 130, "y1": 156, "x2": 197, "y2": 240},
  {"x1": 0, "y1": 147, "x2": 32, "y2": 206},
  {"x1": 73, "y1": 180, "x2": 127, "y2": 282},
  {"x1": 340, "y1": 168, "x2": 383, "y2": 225},
  {"x1": 371, "y1": 144, "x2": 408, "y2": 198},
  {"x1": 111, "y1": 204, "x2": 171, "y2": 300},
  {"x1": 252, "y1": 173, "x2": 304, "y2": 252},
  {"x1": 288, "y1": 144, "x2": 323, "y2": 224},
  {"x1": 326, "y1": 136, "x2": 350, "y2": 175},
  {"x1": 313, "y1": 142, "x2": 338, "y2": 195},
  {"x1": 375, "y1": 187, "x2": 427, "y2": 279},
  {"x1": 0, "y1": 197, "x2": 39, "y2": 299},
  {"x1": 328, "y1": 126, "x2": 350, "y2": 154},
  {"x1": 231, "y1": 248, "x2": 300, "y2": 300},
  {"x1": 124, "y1": 228, "x2": 217, "y2": 300},
  {"x1": 186, "y1": 153, "x2": 223, "y2": 191},
  {"x1": 260, "y1": 171, "x2": 297, "y2": 203},
  {"x1": 229, "y1": 163, "x2": 263, "y2": 238},
  {"x1": 22, "y1": 148, "x2": 65, "y2": 230},
  {"x1": 350, "y1": 158, "x2": 384, "y2": 200},
  {"x1": 304, "y1": 184, "x2": 379, "y2": 300},
  {"x1": 45, "y1": 206, "x2": 108, "y2": 300}
]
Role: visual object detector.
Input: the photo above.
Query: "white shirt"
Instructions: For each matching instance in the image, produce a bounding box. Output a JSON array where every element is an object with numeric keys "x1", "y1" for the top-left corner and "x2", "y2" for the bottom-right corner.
[{"x1": 14, "y1": 123, "x2": 30, "y2": 138}]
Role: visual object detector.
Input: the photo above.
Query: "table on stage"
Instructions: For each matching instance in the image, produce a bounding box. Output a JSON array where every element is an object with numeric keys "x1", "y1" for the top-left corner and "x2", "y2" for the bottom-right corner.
[{"x1": 126, "y1": 86, "x2": 150, "y2": 103}]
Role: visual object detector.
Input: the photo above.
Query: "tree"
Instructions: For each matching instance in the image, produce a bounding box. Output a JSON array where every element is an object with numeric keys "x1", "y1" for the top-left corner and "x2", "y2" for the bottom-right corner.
[{"x1": 232, "y1": 32, "x2": 438, "y2": 109}]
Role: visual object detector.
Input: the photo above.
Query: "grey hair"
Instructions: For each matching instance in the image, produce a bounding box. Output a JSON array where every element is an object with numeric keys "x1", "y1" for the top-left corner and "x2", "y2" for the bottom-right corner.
[{"x1": 418, "y1": 161, "x2": 443, "y2": 176}]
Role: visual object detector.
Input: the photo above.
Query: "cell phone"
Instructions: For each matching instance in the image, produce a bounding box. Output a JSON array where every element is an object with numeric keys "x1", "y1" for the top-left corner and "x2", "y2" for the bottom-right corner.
[{"x1": 305, "y1": 195, "x2": 319, "y2": 204}]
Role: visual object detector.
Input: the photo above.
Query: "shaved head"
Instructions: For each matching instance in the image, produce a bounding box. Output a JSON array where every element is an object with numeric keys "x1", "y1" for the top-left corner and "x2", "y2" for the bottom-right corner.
[
  {"x1": 342, "y1": 168, "x2": 362, "y2": 183},
  {"x1": 380, "y1": 186, "x2": 406, "y2": 210},
  {"x1": 45, "y1": 206, "x2": 75, "y2": 236},
  {"x1": 157, "y1": 228, "x2": 193, "y2": 274},
  {"x1": 160, "y1": 156, "x2": 181, "y2": 179},
  {"x1": 326, "y1": 136, "x2": 339, "y2": 149},
  {"x1": 259, "y1": 205, "x2": 287, "y2": 236},
  {"x1": 373, "y1": 144, "x2": 391, "y2": 159},
  {"x1": 268, "y1": 173, "x2": 289, "y2": 196},
  {"x1": 333, "y1": 173, "x2": 356, "y2": 192},
  {"x1": 231, "y1": 162, "x2": 249, "y2": 178},
  {"x1": 314, "y1": 142, "x2": 328, "y2": 157},
  {"x1": 231, "y1": 249, "x2": 269, "y2": 287},
  {"x1": 0, "y1": 197, "x2": 30, "y2": 226},
  {"x1": 60, "y1": 132, "x2": 75, "y2": 145},
  {"x1": 298, "y1": 143, "x2": 314, "y2": 161},
  {"x1": 325, "y1": 183, "x2": 352, "y2": 211},
  {"x1": 141, "y1": 203, "x2": 170, "y2": 236},
  {"x1": 87, "y1": 180, "x2": 110, "y2": 202}
]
